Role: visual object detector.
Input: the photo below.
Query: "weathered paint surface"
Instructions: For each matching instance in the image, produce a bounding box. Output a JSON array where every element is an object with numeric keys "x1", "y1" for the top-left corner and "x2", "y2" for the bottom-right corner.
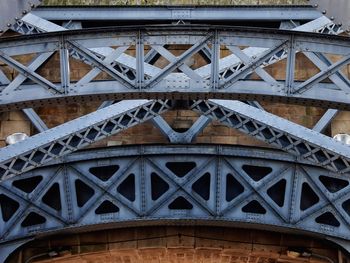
[{"x1": 42, "y1": 0, "x2": 308, "y2": 6}]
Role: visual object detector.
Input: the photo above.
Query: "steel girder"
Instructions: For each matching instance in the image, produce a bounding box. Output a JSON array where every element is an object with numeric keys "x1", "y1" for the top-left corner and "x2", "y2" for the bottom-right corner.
[
  {"x1": 0, "y1": 0, "x2": 42, "y2": 35},
  {"x1": 191, "y1": 100, "x2": 350, "y2": 174},
  {"x1": 1, "y1": 25, "x2": 349, "y2": 111},
  {"x1": 31, "y1": 6, "x2": 322, "y2": 22},
  {"x1": 2, "y1": 98, "x2": 350, "y2": 177},
  {"x1": 310, "y1": 0, "x2": 350, "y2": 32},
  {"x1": 1, "y1": 145, "x2": 350, "y2": 248},
  {"x1": 0, "y1": 100, "x2": 171, "y2": 181},
  {"x1": 10, "y1": 15, "x2": 342, "y2": 137}
]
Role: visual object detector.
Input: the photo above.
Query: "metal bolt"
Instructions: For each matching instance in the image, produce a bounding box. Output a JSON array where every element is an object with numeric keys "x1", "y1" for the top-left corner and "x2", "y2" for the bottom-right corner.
[
  {"x1": 330, "y1": 16, "x2": 334, "y2": 21},
  {"x1": 7, "y1": 23, "x2": 11, "y2": 27},
  {"x1": 22, "y1": 10, "x2": 27, "y2": 14},
  {"x1": 322, "y1": 10, "x2": 327, "y2": 14}
]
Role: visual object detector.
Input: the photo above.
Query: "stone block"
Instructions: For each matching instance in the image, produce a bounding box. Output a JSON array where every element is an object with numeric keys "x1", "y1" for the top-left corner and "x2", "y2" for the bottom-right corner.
[
  {"x1": 331, "y1": 120, "x2": 350, "y2": 136},
  {"x1": 1, "y1": 120, "x2": 31, "y2": 139},
  {"x1": 108, "y1": 229, "x2": 137, "y2": 250},
  {"x1": 9, "y1": 111, "x2": 26, "y2": 121},
  {"x1": 166, "y1": 226, "x2": 195, "y2": 248}
]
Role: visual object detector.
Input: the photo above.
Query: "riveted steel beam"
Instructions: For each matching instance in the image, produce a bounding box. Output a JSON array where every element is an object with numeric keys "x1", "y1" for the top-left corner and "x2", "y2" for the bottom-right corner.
[
  {"x1": 0, "y1": 100, "x2": 171, "y2": 181},
  {"x1": 190, "y1": 100, "x2": 350, "y2": 173},
  {"x1": 309, "y1": 0, "x2": 350, "y2": 32},
  {"x1": 0, "y1": 26, "x2": 349, "y2": 110},
  {"x1": 0, "y1": 0, "x2": 42, "y2": 35},
  {"x1": 31, "y1": 6, "x2": 322, "y2": 22},
  {"x1": 1, "y1": 145, "x2": 350, "y2": 248}
]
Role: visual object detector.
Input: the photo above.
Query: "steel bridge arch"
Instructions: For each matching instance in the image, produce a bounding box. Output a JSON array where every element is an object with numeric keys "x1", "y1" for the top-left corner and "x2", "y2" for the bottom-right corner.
[
  {"x1": 0, "y1": 25, "x2": 349, "y2": 111},
  {"x1": 1, "y1": 145, "x2": 350, "y2": 251}
]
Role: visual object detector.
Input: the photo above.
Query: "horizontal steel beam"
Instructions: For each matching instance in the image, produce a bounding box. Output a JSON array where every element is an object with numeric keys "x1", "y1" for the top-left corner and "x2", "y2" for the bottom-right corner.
[
  {"x1": 0, "y1": 80, "x2": 347, "y2": 111},
  {"x1": 31, "y1": 6, "x2": 322, "y2": 22}
]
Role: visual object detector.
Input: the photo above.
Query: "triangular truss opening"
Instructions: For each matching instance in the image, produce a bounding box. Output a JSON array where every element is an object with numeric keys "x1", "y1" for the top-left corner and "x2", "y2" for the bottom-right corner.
[
  {"x1": 117, "y1": 173, "x2": 135, "y2": 202},
  {"x1": 13, "y1": 176, "x2": 43, "y2": 194},
  {"x1": 168, "y1": 196, "x2": 193, "y2": 210},
  {"x1": 226, "y1": 173, "x2": 244, "y2": 202},
  {"x1": 89, "y1": 165, "x2": 120, "y2": 182},
  {"x1": 21, "y1": 212, "x2": 46, "y2": 227},
  {"x1": 95, "y1": 200, "x2": 119, "y2": 215},
  {"x1": 242, "y1": 200, "x2": 266, "y2": 214}
]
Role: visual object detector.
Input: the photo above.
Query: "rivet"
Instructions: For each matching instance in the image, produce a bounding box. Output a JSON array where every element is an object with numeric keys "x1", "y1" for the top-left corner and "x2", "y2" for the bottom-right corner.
[{"x1": 322, "y1": 10, "x2": 327, "y2": 14}]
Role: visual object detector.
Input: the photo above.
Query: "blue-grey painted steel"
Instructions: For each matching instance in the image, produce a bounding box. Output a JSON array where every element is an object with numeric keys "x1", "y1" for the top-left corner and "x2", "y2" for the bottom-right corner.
[
  {"x1": 310, "y1": 0, "x2": 350, "y2": 32},
  {"x1": 22, "y1": 108, "x2": 48, "y2": 133},
  {"x1": 190, "y1": 100, "x2": 350, "y2": 173},
  {"x1": 0, "y1": 0, "x2": 42, "y2": 35},
  {"x1": 313, "y1": 109, "x2": 338, "y2": 133},
  {"x1": 0, "y1": 238, "x2": 32, "y2": 263},
  {"x1": 0, "y1": 100, "x2": 171, "y2": 181},
  {"x1": 152, "y1": 115, "x2": 210, "y2": 143},
  {"x1": 1, "y1": 24, "x2": 350, "y2": 111},
  {"x1": 31, "y1": 6, "x2": 322, "y2": 22},
  {"x1": 1, "y1": 145, "x2": 350, "y2": 248}
]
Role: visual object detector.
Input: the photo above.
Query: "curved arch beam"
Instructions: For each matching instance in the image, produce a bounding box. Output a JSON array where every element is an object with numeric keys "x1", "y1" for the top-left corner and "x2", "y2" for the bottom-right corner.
[
  {"x1": 0, "y1": 26, "x2": 349, "y2": 111},
  {"x1": 1, "y1": 145, "x2": 350, "y2": 246}
]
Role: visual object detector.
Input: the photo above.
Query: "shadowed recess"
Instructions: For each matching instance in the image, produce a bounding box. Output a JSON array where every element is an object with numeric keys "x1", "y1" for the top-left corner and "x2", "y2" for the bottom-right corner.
[
  {"x1": 42, "y1": 183, "x2": 62, "y2": 211},
  {"x1": 300, "y1": 182, "x2": 319, "y2": 211},
  {"x1": 319, "y1": 175, "x2": 349, "y2": 193},
  {"x1": 242, "y1": 165, "x2": 272, "y2": 182},
  {"x1": 166, "y1": 162, "x2": 196, "y2": 177},
  {"x1": 151, "y1": 172, "x2": 169, "y2": 201},
  {"x1": 89, "y1": 165, "x2": 120, "y2": 182},
  {"x1": 0, "y1": 194, "x2": 19, "y2": 222},
  {"x1": 192, "y1": 172, "x2": 211, "y2": 201},
  {"x1": 267, "y1": 179, "x2": 286, "y2": 207},
  {"x1": 95, "y1": 200, "x2": 119, "y2": 214},
  {"x1": 13, "y1": 176, "x2": 43, "y2": 194},
  {"x1": 75, "y1": 179, "x2": 95, "y2": 207},
  {"x1": 226, "y1": 173, "x2": 244, "y2": 202},
  {"x1": 315, "y1": 212, "x2": 340, "y2": 227},
  {"x1": 242, "y1": 200, "x2": 266, "y2": 214},
  {"x1": 21, "y1": 212, "x2": 46, "y2": 227},
  {"x1": 117, "y1": 174, "x2": 135, "y2": 202},
  {"x1": 169, "y1": 196, "x2": 193, "y2": 210}
]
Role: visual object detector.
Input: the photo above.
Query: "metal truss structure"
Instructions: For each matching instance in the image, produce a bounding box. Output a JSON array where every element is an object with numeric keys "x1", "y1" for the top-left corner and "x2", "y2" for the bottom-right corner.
[
  {"x1": 1, "y1": 146, "x2": 350, "y2": 254},
  {"x1": 0, "y1": 19, "x2": 348, "y2": 110},
  {"x1": 310, "y1": 0, "x2": 350, "y2": 32},
  {"x1": 1, "y1": 2, "x2": 350, "y2": 261},
  {"x1": 0, "y1": 0, "x2": 42, "y2": 35}
]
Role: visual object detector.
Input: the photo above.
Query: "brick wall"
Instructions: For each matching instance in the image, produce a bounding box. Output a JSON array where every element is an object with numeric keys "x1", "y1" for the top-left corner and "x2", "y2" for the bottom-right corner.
[{"x1": 9, "y1": 226, "x2": 340, "y2": 263}]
